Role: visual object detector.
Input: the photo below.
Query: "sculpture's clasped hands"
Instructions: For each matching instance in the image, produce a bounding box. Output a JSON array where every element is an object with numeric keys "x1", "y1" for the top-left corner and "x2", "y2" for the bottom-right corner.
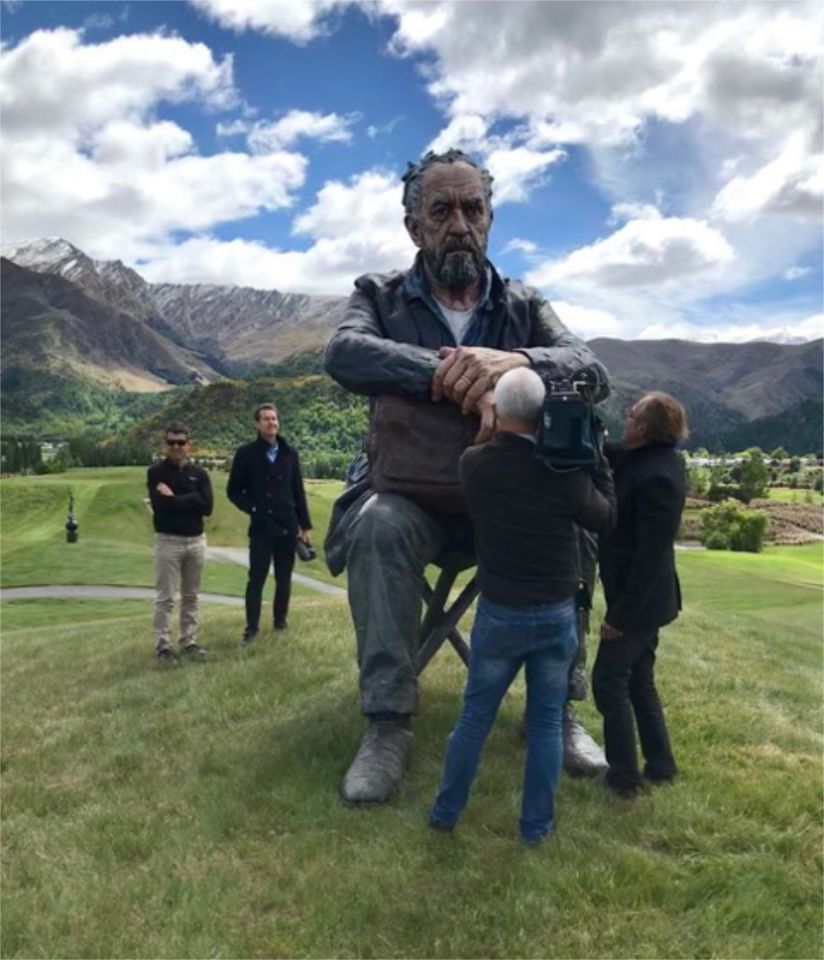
[
  {"x1": 432, "y1": 345, "x2": 529, "y2": 412},
  {"x1": 432, "y1": 346, "x2": 529, "y2": 444}
]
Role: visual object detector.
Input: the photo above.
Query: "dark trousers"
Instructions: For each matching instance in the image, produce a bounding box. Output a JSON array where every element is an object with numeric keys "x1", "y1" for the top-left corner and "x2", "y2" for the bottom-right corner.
[
  {"x1": 592, "y1": 629, "x2": 677, "y2": 791},
  {"x1": 246, "y1": 528, "x2": 296, "y2": 631}
]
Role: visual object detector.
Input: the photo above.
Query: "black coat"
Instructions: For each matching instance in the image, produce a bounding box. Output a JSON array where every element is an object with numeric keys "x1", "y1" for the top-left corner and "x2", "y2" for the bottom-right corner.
[
  {"x1": 227, "y1": 435, "x2": 311, "y2": 535},
  {"x1": 598, "y1": 442, "x2": 685, "y2": 633}
]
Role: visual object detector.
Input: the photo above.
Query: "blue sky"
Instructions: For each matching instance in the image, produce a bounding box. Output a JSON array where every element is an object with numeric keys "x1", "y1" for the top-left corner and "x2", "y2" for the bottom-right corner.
[{"x1": 1, "y1": 0, "x2": 821, "y2": 342}]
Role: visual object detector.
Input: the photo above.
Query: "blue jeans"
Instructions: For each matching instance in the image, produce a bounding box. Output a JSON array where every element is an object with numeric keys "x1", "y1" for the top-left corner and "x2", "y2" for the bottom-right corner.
[{"x1": 430, "y1": 595, "x2": 578, "y2": 844}]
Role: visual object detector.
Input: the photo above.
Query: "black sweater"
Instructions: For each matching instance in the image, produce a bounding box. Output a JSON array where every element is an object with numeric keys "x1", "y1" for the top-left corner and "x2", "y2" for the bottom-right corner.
[
  {"x1": 460, "y1": 433, "x2": 616, "y2": 606},
  {"x1": 147, "y1": 460, "x2": 213, "y2": 536},
  {"x1": 227, "y1": 435, "x2": 312, "y2": 532}
]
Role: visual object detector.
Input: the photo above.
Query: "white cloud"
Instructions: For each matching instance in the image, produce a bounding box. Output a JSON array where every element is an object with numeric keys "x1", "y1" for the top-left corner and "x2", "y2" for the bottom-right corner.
[
  {"x1": 784, "y1": 265, "x2": 813, "y2": 281},
  {"x1": 216, "y1": 118, "x2": 250, "y2": 138},
  {"x1": 189, "y1": 0, "x2": 351, "y2": 43},
  {"x1": 0, "y1": 28, "x2": 236, "y2": 137},
  {"x1": 82, "y1": 12, "x2": 115, "y2": 30},
  {"x1": 138, "y1": 169, "x2": 415, "y2": 295},
  {"x1": 551, "y1": 301, "x2": 623, "y2": 341},
  {"x1": 485, "y1": 146, "x2": 565, "y2": 204},
  {"x1": 711, "y1": 132, "x2": 823, "y2": 223},
  {"x1": 386, "y1": 2, "x2": 823, "y2": 151},
  {"x1": 246, "y1": 109, "x2": 357, "y2": 152},
  {"x1": 502, "y1": 238, "x2": 538, "y2": 256},
  {"x1": 637, "y1": 313, "x2": 824, "y2": 343},
  {"x1": 610, "y1": 203, "x2": 662, "y2": 224},
  {"x1": 527, "y1": 212, "x2": 734, "y2": 290},
  {"x1": 425, "y1": 117, "x2": 565, "y2": 205},
  {"x1": 427, "y1": 113, "x2": 489, "y2": 154},
  {"x1": 0, "y1": 28, "x2": 307, "y2": 259},
  {"x1": 366, "y1": 114, "x2": 403, "y2": 140}
]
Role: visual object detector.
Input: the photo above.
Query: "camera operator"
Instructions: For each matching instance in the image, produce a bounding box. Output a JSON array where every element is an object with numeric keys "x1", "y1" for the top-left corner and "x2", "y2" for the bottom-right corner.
[{"x1": 429, "y1": 367, "x2": 615, "y2": 845}]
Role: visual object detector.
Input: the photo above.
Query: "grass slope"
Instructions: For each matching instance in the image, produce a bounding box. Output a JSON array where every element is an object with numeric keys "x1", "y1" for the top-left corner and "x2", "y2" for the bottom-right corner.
[
  {"x1": 1, "y1": 470, "x2": 822, "y2": 957},
  {"x1": 0, "y1": 468, "x2": 339, "y2": 594}
]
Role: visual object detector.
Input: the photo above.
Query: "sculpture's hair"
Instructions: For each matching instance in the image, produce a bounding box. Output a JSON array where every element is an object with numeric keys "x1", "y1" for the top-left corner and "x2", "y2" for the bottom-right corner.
[
  {"x1": 638, "y1": 391, "x2": 689, "y2": 443},
  {"x1": 494, "y1": 368, "x2": 546, "y2": 427},
  {"x1": 253, "y1": 403, "x2": 278, "y2": 422},
  {"x1": 401, "y1": 149, "x2": 494, "y2": 219},
  {"x1": 164, "y1": 421, "x2": 190, "y2": 439}
]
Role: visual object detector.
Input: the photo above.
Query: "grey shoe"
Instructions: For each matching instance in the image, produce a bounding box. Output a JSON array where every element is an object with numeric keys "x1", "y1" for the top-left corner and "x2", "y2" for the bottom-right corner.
[
  {"x1": 341, "y1": 722, "x2": 413, "y2": 805},
  {"x1": 155, "y1": 647, "x2": 179, "y2": 664},
  {"x1": 563, "y1": 706, "x2": 608, "y2": 777},
  {"x1": 240, "y1": 628, "x2": 258, "y2": 647}
]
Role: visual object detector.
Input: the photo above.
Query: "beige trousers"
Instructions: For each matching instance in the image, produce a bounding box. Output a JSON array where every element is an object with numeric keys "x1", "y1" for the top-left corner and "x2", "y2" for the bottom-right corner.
[{"x1": 153, "y1": 533, "x2": 206, "y2": 651}]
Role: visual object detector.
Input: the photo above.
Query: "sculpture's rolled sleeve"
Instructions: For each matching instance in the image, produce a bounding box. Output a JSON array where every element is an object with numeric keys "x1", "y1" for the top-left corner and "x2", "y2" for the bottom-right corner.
[
  {"x1": 515, "y1": 295, "x2": 610, "y2": 401},
  {"x1": 323, "y1": 288, "x2": 439, "y2": 399}
]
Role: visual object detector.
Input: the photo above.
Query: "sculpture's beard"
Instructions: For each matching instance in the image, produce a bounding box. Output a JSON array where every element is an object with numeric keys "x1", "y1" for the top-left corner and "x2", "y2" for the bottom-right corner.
[{"x1": 423, "y1": 242, "x2": 486, "y2": 293}]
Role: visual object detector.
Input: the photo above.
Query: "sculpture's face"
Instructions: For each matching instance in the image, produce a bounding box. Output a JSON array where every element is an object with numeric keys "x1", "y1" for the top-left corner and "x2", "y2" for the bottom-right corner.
[
  {"x1": 406, "y1": 162, "x2": 491, "y2": 293},
  {"x1": 165, "y1": 432, "x2": 190, "y2": 463}
]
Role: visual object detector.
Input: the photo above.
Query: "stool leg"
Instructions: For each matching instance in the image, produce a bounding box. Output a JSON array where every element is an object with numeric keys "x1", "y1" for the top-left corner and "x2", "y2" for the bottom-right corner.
[
  {"x1": 419, "y1": 567, "x2": 454, "y2": 643},
  {"x1": 417, "y1": 575, "x2": 478, "y2": 673}
]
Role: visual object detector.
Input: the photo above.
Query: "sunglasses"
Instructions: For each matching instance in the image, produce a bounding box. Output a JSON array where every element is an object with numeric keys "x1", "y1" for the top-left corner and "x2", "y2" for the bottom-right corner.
[{"x1": 166, "y1": 439, "x2": 188, "y2": 447}]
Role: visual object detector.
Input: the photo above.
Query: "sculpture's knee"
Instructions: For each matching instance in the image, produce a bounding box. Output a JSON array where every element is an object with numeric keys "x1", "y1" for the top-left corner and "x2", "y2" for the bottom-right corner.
[{"x1": 349, "y1": 494, "x2": 427, "y2": 559}]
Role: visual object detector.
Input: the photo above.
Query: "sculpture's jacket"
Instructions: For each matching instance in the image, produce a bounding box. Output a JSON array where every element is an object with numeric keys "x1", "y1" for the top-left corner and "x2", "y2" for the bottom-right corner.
[{"x1": 324, "y1": 256, "x2": 610, "y2": 401}]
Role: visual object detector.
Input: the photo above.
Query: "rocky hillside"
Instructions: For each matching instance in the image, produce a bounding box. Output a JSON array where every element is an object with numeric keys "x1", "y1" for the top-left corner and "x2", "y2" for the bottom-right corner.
[
  {"x1": 2, "y1": 239, "x2": 821, "y2": 452},
  {"x1": 3, "y1": 238, "x2": 344, "y2": 375},
  {"x1": 1, "y1": 258, "x2": 217, "y2": 390}
]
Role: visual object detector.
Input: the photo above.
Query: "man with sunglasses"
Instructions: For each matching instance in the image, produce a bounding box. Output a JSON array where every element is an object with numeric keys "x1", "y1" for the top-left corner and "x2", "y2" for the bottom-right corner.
[{"x1": 147, "y1": 422, "x2": 214, "y2": 663}]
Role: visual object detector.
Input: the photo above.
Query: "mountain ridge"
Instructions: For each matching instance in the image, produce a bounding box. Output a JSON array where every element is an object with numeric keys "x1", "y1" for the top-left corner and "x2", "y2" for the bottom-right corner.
[{"x1": 2, "y1": 238, "x2": 821, "y2": 453}]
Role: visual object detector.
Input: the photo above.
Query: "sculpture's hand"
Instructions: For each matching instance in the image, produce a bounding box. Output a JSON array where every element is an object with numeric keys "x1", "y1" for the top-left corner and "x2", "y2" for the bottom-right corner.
[
  {"x1": 433, "y1": 346, "x2": 529, "y2": 413},
  {"x1": 474, "y1": 390, "x2": 496, "y2": 443}
]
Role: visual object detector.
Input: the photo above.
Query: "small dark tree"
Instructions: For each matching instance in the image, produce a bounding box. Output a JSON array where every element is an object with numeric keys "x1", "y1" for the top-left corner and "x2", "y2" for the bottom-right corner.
[
  {"x1": 700, "y1": 500, "x2": 769, "y2": 552},
  {"x1": 738, "y1": 448, "x2": 770, "y2": 503}
]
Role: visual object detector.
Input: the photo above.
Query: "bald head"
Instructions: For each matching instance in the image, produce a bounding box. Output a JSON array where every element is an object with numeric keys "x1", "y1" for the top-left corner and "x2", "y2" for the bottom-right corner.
[{"x1": 494, "y1": 367, "x2": 546, "y2": 433}]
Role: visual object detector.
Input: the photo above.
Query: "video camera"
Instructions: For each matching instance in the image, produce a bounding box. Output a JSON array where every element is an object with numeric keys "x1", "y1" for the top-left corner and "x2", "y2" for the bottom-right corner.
[{"x1": 534, "y1": 376, "x2": 603, "y2": 472}]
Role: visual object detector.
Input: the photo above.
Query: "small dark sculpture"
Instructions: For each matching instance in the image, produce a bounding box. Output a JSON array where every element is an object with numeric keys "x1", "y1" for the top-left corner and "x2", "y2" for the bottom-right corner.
[{"x1": 65, "y1": 494, "x2": 78, "y2": 543}]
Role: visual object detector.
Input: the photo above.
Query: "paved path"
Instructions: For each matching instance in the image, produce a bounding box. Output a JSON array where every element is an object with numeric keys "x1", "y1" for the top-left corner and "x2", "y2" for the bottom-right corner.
[
  {"x1": 206, "y1": 545, "x2": 346, "y2": 597},
  {"x1": 1, "y1": 549, "x2": 347, "y2": 605},
  {"x1": 1, "y1": 585, "x2": 243, "y2": 605}
]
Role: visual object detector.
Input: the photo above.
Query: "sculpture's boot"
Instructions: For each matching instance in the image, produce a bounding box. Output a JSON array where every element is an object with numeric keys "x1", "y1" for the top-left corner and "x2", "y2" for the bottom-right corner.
[
  {"x1": 341, "y1": 720, "x2": 413, "y2": 805},
  {"x1": 562, "y1": 705, "x2": 608, "y2": 777}
]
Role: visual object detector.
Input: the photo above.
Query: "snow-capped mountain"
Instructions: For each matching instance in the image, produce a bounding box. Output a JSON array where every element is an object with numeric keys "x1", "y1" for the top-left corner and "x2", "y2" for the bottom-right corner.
[{"x1": 2, "y1": 238, "x2": 346, "y2": 373}]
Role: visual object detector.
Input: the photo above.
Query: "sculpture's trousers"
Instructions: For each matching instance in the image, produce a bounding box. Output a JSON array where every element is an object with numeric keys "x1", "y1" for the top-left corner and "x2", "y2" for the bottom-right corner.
[{"x1": 345, "y1": 493, "x2": 472, "y2": 716}]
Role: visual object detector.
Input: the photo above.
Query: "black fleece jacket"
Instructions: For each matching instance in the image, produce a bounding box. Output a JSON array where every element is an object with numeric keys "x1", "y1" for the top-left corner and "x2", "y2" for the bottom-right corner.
[
  {"x1": 460, "y1": 432, "x2": 616, "y2": 606},
  {"x1": 147, "y1": 459, "x2": 213, "y2": 536}
]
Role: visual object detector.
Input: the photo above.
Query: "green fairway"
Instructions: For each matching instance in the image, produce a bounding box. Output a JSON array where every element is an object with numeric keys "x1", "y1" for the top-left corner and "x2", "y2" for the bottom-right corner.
[
  {"x1": 0, "y1": 468, "x2": 342, "y2": 594},
  {"x1": 677, "y1": 543, "x2": 823, "y2": 636},
  {"x1": 1, "y1": 468, "x2": 822, "y2": 958},
  {"x1": 767, "y1": 487, "x2": 823, "y2": 503}
]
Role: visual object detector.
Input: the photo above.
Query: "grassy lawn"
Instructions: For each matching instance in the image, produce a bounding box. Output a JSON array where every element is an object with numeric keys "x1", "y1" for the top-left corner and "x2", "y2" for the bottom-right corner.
[
  {"x1": 767, "y1": 487, "x2": 823, "y2": 503},
  {"x1": 1, "y1": 469, "x2": 822, "y2": 957},
  {"x1": 0, "y1": 468, "x2": 342, "y2": 594}
]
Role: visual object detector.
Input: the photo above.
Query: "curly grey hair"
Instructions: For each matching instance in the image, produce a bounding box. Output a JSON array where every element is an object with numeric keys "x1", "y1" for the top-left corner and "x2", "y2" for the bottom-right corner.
[{"x1": 401, "y1": 149, "x2": 494, "y2": 219}]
